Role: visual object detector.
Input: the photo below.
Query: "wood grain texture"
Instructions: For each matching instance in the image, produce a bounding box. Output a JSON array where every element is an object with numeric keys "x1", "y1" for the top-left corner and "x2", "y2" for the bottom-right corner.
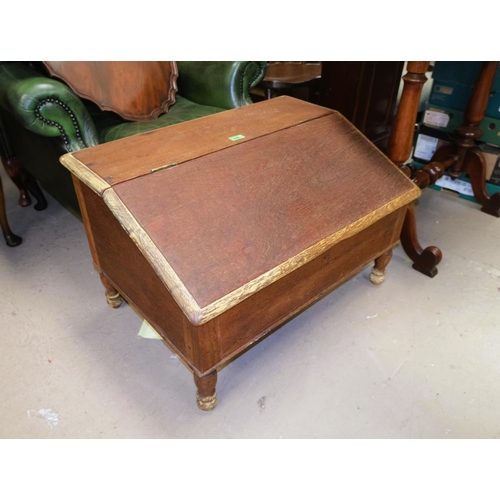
[
  {"x1": 76, "y1": 176, "x2": 407, "y2": 376},
  {"x1": 66, "y1": 96, "x2": 334, "y2": 188},
  {"x1": 43, "y1": 61, "x2": 178, "y2": 121},
  {"x1": 64, "y1": 97, "x2": 420, "y2": 329},
  {"x1": 212, "y1": 208, "x2": 406, "y2": 368},
  {"x1": 78, "y1": 183, "x2": 195, "y2": 364},
  {"x1": 386, "y1": 62, "x2": 430, "y2": 166},
  {"x1": 319, "y1": 62, "x2": 404, "y2": 147},
  {"x1": 61, "y1": 155, "x2": 111, "y2": 196},
  {"x1": 109, "y1": 112, "x2": 419, "y2": 324}
]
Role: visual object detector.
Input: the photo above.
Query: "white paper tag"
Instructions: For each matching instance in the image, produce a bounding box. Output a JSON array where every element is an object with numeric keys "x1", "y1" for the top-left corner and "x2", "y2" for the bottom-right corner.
[
  {"x1": 423, "y1": 110, "x2": 450, "y2": 128},
  {"x1": 434, "y1": 85, "x2": 454, "y2": 95},
  {"x1": 435, "y1": 175, "x2": 474, "y2": 197},
  {"x1": 414, "y1": 134, "x2": 439, "y2": 161}
]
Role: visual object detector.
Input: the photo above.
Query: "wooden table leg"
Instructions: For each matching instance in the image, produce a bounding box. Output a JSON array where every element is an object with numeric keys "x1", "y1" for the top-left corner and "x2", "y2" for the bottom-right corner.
[
  {"x1": 369, "y1": 249, "x2": 393, "y2": 284},
  {"x1": 194, "y1": 370, "x2": 218, "y2": 411},
  {"x1": 99, "y1": 273, "x2": 124, "y2": 309},
  {"x1": 385, "y1": 61, "x2": 442, "y2": 278}
]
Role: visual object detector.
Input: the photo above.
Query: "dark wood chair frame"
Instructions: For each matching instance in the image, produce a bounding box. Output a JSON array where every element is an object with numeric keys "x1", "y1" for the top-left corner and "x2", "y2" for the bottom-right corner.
[
  {"x1": 389, "y1": 61, "x2": 500, "y2": 278},
  {"x1": 0, "y1": 113, "x2": 47, "y2": 246}
]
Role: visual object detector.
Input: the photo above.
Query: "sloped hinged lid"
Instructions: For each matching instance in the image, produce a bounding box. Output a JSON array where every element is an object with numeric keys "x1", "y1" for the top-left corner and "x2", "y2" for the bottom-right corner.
[{"x1": 60, "y1": 96, "x2": 420, "y2": 326}]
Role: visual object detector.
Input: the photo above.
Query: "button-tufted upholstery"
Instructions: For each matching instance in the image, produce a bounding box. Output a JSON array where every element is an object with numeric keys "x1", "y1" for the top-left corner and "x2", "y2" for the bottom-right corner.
[{"x1": 0, "y1": 61, "x2": 267, "y2": 216}]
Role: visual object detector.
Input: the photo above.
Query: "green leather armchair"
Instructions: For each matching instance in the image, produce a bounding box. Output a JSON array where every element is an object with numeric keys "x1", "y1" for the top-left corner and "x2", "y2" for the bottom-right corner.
[{"x1": 0, "y1": 61, "x2": 267, "y2": 216}]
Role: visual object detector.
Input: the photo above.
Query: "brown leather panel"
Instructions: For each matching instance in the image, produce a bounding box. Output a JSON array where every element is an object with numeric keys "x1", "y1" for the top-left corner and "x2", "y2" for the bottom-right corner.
[{"x1": 112, "y1": 112, "x2": 418, "y2": 309}]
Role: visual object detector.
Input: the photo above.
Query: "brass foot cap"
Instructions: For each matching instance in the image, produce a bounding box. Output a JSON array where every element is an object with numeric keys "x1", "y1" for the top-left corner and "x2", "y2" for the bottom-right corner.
[
  {"x1": 369, "y1": 268, "x2": 385, "y2": 285},
  {"x1": 196, "y1": 391, "x2": 217, "y2": 411},
  {"x1": 106, "y1": 292, "x2": 124, "y2": 308}
]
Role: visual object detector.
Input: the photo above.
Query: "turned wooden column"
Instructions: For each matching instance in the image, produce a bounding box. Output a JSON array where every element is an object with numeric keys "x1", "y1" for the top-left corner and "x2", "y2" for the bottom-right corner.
[
  {"x1": 386, "y1": 62, "x2": 430, "y2": 171},
  {"x1": 386, "y1": 62, "x2": 442, "y2": 278},
  {"x1": 454, "y1": 62, "x2": 500, "y2": 216}
]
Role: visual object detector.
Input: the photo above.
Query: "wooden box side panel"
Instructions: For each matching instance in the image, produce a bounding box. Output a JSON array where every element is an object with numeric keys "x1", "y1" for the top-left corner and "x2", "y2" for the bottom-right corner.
[
  {"x1": 213, "y1": 208, "x2": 406, "y2": 366},
  {"x1": 77, "y1": 181, "x2": 198, "y2": 366}
]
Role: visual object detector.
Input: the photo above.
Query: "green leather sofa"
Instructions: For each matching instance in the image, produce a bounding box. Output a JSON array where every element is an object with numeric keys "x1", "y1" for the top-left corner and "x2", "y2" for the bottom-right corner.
[{"x1": 0, "y1": 61, "x2": 267, "y2": 216}]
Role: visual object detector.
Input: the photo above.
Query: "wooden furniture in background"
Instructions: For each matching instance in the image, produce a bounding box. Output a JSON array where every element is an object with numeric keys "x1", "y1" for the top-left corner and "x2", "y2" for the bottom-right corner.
[
  {"x1": 386, "y1": 62, "x2": 445, "y2": 277},
  {"x1": 319, "y1": 61, "x2": 404, "y2": 149},
  {"x1": 60, "y1": 96, "x2": 420, "y2": 410},
  {"x1": 43, "y1": 61, "x2": 179, "y2": 121},
  {"x1": 387, "y1": 61, "x2": 500, "y2": 276},
  {"x1": 430, "y1": 61, "x2": 500, "y2": 217},
  {"x1": 0, "y1": 113, "x2": 47, "y2": 246},
  {"x1": 253, "y1": 62, "x2": 322, "y2": 102}
]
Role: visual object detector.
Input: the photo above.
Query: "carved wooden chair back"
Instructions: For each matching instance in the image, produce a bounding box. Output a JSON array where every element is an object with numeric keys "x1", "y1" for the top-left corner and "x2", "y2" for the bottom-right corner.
[{"x1": 42, "y1": 62, "x2": 178, "y2": 122}]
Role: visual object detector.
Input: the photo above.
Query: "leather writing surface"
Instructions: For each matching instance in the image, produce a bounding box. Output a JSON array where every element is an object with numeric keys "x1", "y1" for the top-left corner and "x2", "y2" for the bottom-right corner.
[{"x1": 112, "y1": 111, "x2": 419, "y2": 308}]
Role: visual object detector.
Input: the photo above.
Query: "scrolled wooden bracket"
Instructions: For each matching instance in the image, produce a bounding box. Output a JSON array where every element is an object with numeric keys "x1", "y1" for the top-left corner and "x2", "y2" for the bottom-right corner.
[
  {"x1": 400, "y1": 203, "x2": 442, "y2": 278},
  {"x1": 463, "y1": 149, "x2": 500, "y2": 217},
  {"x1": 448, "y1": 62, "x2": 500, "y2": 215},
  {"x1": 385, "y1": 62, "x2": 443, "y2": 278}
]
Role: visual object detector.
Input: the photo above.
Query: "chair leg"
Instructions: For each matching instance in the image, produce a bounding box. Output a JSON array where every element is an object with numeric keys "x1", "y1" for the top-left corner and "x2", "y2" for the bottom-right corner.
[
  {"x1": 0, "y1": 174, "x2": 22, "y2": 247},
  {"x1": 2, "y1": 157, "x2": 47, "y2": 211}
]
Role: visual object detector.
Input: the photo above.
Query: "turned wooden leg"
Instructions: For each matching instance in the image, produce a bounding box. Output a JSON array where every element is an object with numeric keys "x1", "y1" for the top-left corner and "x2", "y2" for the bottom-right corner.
[
  {"x1": 369, "y1": 249, "x2": 393, "y2": 285},
  {"x1": 99, "y1": 273, "x2": 124, "y2": 308},
  {"x1": 0, "y1": 174, "x2": 22, "y2": 247},
  {"x1": 194, "y1": 370, "x2": 218, "y2": 411},
  {"x1": 400, "y1": 203, "x2": 442, "y2": 278},
  {"x1": 0, "y1": 113, "x2": 47, "y2": 211},
  {"x1": 384, "y1": 62, "x2": 443, "y2": 277}
]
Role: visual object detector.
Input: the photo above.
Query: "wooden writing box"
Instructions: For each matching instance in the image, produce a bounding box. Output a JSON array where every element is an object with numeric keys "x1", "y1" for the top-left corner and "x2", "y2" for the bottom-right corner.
[{"x1": 60, "y1": 96, "x2": 420, "y2": 411}]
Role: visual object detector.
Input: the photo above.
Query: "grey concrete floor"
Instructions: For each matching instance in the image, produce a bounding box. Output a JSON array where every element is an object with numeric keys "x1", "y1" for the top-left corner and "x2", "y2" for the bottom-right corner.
[{"x1": 1, "y1": 167, "x2": 499, "y2": 439}]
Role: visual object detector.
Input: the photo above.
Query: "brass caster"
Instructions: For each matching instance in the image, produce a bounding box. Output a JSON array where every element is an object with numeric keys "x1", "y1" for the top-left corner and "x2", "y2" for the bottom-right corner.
[
  {"x1": 369, "y1": 267, "x2": 385, "y2": 285},
  {"x1": 196, "y1": 391, "x2": 217, "y2": 411},
  {"x1": 106, "y1": 292, "x2": 124, "y2": 309}
]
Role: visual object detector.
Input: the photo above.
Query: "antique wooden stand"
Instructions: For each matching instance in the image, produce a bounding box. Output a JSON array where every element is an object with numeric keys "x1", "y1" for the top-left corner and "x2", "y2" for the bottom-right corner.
[{"x1": 60, "y1": 96, "x2": 420, "y2": 410}]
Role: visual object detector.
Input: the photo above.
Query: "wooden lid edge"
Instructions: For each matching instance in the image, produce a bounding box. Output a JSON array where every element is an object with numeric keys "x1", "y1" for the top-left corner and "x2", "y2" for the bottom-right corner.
[
  {"x1": 194, "y1": 187, "x2": 420, "y2": 325},
  {"x1": 101, "y1": 189, "x2": 203, "y2": 324},
  {"x1": 101, "y1": 181, "x2": 417, "y2": 327},
  {"x1": 60, "y1": 153, "x2": 111, "y2": 196}
]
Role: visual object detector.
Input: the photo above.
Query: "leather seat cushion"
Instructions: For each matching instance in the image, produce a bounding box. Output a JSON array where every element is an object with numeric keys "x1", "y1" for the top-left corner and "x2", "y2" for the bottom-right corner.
[{"x1": 89, "y1": 96, "x2": 226, "y2": 143}]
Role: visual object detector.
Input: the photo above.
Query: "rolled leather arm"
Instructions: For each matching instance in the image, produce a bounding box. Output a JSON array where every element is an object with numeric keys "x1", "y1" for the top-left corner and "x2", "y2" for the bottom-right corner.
[
  {"x1": 176, "y1": 61, "x2": 267, "y2": 109},
  {"x1": 0, "y1": 63, "x2": 99, "y2": 152}
]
